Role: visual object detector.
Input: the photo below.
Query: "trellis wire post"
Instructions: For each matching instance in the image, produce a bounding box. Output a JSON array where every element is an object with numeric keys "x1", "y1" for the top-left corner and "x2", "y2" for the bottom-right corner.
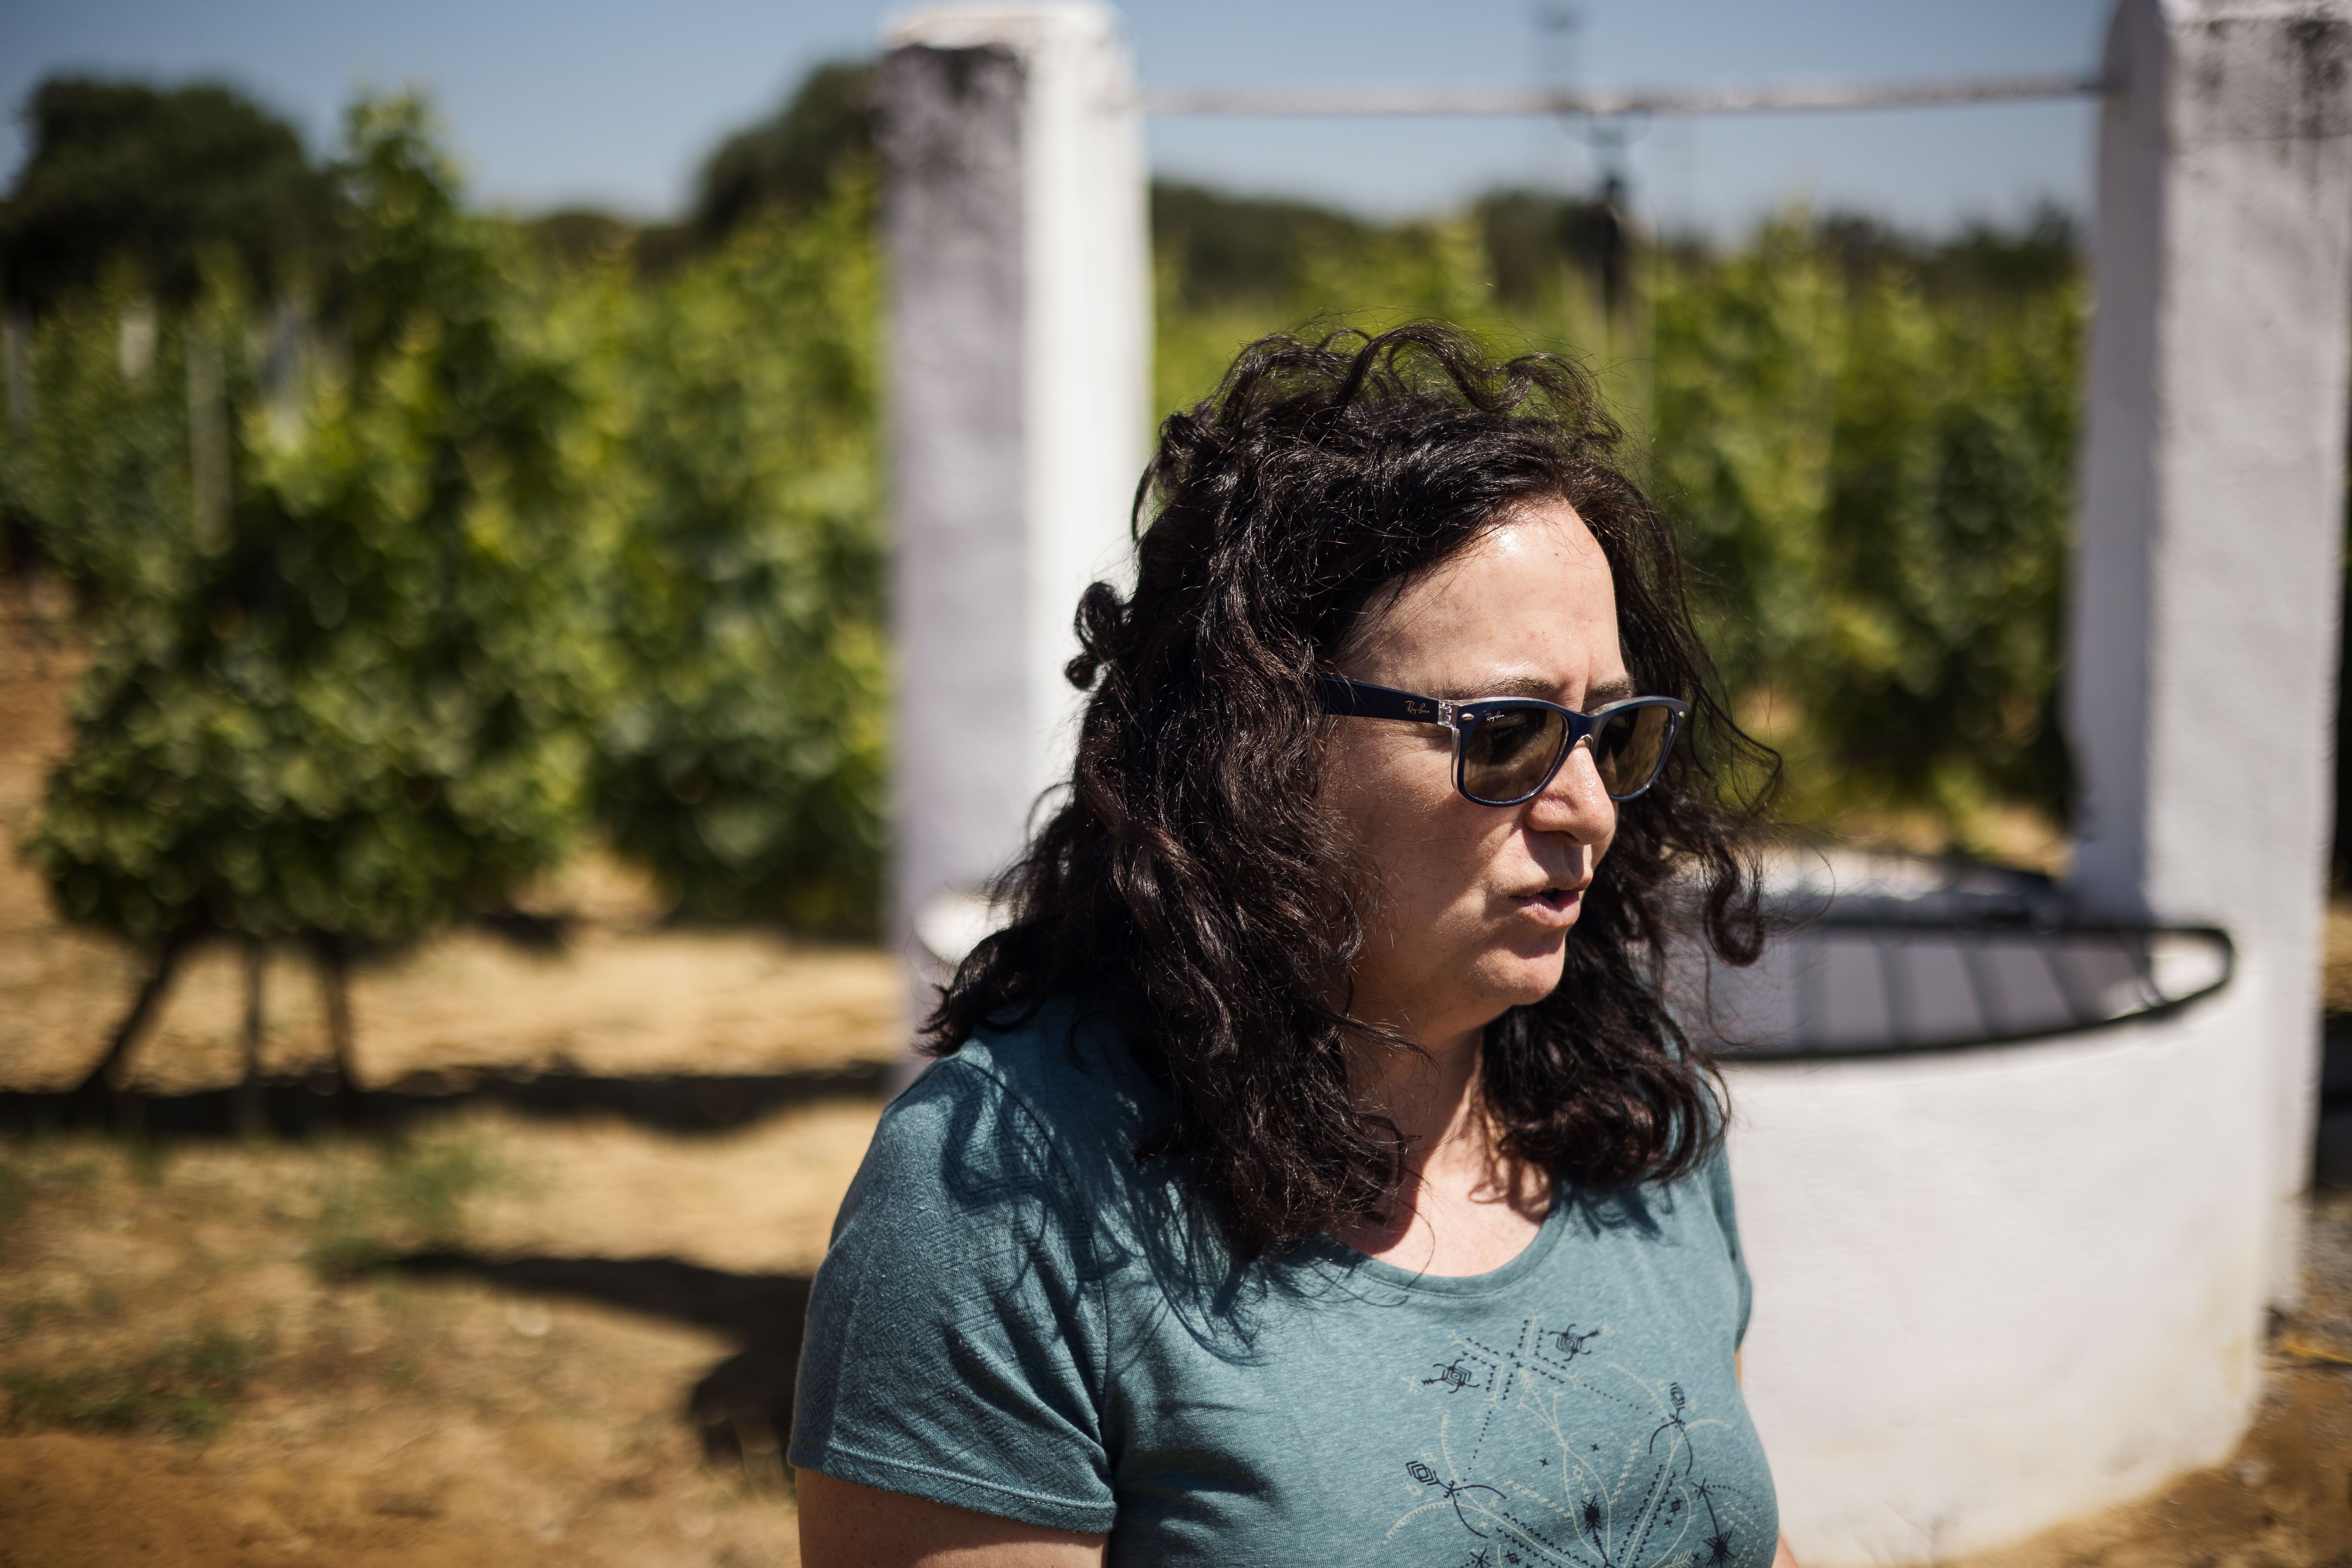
[{"x1": 879, "y1": 2, "x2": 1148, "y2": 1038}]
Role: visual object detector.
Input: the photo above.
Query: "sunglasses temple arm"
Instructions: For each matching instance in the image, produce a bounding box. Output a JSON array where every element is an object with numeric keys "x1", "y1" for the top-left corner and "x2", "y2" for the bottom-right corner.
[{"x1": 1314, "y1": 677, "x2": 1453, "y2": 726}]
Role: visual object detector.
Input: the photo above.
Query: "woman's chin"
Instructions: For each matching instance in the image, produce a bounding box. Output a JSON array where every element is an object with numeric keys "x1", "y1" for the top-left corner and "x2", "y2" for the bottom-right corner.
[{"x1": 1482, "y1": 945, "x2": 1570, "y2": 1012}]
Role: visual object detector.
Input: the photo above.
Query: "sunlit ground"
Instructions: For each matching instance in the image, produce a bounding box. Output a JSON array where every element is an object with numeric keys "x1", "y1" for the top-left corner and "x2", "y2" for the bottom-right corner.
[{"x1": 0, "y1": 1113, "x2": 851, "y2": 1567}]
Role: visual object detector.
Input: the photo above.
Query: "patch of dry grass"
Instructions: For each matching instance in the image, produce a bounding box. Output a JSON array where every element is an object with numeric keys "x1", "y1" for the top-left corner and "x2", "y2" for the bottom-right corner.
[{"x1": 0, "y1": 1118, "x2": 844, "y2": 1565}]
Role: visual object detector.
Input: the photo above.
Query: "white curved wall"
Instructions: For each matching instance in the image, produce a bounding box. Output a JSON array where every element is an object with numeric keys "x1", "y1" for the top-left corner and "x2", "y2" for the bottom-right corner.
[{"x1": 1724, "y1": 975, "x2": 2266, "y2": 1566}]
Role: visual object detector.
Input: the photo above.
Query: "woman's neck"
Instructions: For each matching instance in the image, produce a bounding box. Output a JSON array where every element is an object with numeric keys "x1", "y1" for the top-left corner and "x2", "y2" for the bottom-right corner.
[
  {"x1": 1333, "y1": 1025, "x2": 1552, "y2": 1276},
  {"x1": 1350, "y1": 1023, "x2": 1488, "y2": 1164}
]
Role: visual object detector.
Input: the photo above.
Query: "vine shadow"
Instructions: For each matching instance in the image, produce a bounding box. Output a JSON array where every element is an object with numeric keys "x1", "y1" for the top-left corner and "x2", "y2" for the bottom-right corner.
[
  {"x1": 395, "y1": 1251, "x2": 815, "y2": 1477},
  {"x1": 0, "y1": 1062, "x2": 893, "y2": 1140}
]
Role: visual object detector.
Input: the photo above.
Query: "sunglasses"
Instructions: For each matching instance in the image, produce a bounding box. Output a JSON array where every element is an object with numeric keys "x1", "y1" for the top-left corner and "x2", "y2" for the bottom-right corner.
[{"x1": 1315, "y1": 676, "x2": 1688, "y2": 806}]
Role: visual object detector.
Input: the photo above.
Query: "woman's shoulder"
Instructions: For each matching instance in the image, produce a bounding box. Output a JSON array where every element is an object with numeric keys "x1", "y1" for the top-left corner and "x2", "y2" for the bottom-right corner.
[
  {"x1": 858, "y1": 993, "x2": 1154, "y2": 1219},
  {"x1": 943, "y1": 991, "x2": 1148, "y2": 1112},
  {"x1": 796, "y1": 999, "x2": 1130, "y2": 1531}
]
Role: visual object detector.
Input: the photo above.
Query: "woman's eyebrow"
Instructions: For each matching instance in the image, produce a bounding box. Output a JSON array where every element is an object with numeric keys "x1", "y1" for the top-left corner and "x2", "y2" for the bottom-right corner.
[
  {"x1": 1431, "y1": 674, "x2": 1558, "y2": 701},
  {"x1": 1436, "y1": 674, "x2": 1639, "y2": 705}
]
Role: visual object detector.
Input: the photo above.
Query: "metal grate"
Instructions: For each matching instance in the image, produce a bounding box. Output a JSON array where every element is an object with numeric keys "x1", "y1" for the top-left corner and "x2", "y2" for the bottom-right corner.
[{"x1": 1676, "y1": 852, "x2": 2233, "y2": 1061}]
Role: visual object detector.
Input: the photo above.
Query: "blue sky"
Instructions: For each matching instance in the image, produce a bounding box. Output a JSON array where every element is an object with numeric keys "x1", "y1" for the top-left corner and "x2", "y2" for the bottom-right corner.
[{"x1": 2, "y1": 0, "x2": 2109, "y2": 236}]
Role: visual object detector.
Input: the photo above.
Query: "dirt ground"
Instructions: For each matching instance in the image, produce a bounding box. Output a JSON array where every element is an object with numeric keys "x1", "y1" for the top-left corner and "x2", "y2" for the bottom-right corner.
[
  {"x1": 0, "y1": 1102, "x2": 877, "y2": 1567},
  {"x1": 0, "y1": 864, "x2": 907, "y2": 1097}
]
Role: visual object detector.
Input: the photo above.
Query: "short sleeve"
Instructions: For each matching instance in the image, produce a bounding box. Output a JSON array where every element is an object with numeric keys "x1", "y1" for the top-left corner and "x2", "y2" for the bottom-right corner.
[
  {"x1": 788, "y1": 1057, "x2": 1115, "y2": 1534},
  {"x1": 1703, "y1": 1143, "x2": 1755, "y2": 1349}
]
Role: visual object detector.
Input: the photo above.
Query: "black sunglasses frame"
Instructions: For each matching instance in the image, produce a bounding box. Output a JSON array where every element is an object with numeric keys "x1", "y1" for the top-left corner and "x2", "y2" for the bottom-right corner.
[{"x1": 1315, "y1": 676, "x2": 1689, "y2": 806}]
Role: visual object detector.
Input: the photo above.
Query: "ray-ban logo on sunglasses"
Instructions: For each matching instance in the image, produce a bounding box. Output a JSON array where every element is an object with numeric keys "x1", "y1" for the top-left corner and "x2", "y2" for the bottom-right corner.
[{"x1": 1404, "y1": 699, "x2": 1435, "y2": 718}]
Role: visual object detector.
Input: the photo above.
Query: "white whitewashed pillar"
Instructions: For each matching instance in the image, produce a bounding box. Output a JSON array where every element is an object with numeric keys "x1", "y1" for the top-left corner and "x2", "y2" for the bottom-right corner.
[
  {"x1": 880, "y1": 3, "x2": 1149, "y2": 1029},
  {"x1": 2065, "y1": 0, "x2": 2352, "y2": 1305}
]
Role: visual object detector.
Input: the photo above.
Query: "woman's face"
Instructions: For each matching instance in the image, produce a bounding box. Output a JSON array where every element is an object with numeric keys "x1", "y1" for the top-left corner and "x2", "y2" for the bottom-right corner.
[{"x1": 1321, "y1": 498, "x2": 1627, "y2": 1047}]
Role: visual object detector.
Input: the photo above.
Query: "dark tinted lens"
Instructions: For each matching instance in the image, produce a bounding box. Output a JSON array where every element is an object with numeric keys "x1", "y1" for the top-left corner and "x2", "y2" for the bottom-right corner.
[
  {"x1": 1591, "y1": 703, "x2": 1674, "y2": 798},
  {"x1": 1459, "y1": 704, "x2": 1568, "y2": 803}
]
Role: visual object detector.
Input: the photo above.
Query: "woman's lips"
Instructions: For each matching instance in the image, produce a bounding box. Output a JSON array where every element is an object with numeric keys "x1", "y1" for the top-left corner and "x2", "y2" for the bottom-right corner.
[{"x1": 1513, "y1": 887, "x2": 1584, "y2": 929}]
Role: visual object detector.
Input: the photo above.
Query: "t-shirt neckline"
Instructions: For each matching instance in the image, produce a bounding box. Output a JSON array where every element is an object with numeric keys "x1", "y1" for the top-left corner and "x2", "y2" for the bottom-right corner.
[{"x1": 1295, "y1": 1179, "x2": 1568, "y2": 1298}]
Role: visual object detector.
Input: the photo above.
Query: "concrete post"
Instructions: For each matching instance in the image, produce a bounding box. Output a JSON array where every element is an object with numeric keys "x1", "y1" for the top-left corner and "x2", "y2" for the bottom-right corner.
[
  {"x1": 879, "y1": 3, "x2": 1148, "y2": 1014},
  {"x1": 2066, "y1": 0, "x2": 2352, "y2": 1305}
]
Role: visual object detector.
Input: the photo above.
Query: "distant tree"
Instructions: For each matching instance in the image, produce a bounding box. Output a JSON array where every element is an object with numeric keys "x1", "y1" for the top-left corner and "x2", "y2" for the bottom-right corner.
[
  {"x1": 689, "y1": 61, "x2": 876, "y2": 246},
  {"x1": 522, "y1": 207, "x2": 641, "y2": 268},
  {"x1": 507, "y1": 61, "x2": 879, "y2": 275},
  {"x1": 0, "y1": 77, "x2": 335, "y2": 312},
  {"x1": 1150, "y1": 182, "x2": 1379, "y2": 309},
  {"x1": 595, "y1": 178, "x2": 885, "y2": 931},
  {"x1": 1808, "y1": 262, "x2": 2078, "y2": 820},
  {"x1": 1472, "y1": 186, "x2": 1632, "y2": 315},
  {"x1": 1645, "y1": 222, "x2": 1843, "y2": 704},
  {"x1": 1649, "y1": 218, "x2": 2081, "y2": 838},
  {"x1": 20, "y1": 96, "x2": 613, "y2": 1112},
  {"x1": 1817, "y1": 203, "x2": 2079, "y2": 300},
  {"x1": 1149, "y1": 184, "x2": 1488, "y2": 422}
]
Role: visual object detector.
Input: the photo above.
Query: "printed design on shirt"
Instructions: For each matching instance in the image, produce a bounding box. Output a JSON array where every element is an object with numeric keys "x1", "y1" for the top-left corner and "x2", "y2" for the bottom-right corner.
[{"x1": 1386, "y1": 1316, "x2": 1764, "y2": 1568}]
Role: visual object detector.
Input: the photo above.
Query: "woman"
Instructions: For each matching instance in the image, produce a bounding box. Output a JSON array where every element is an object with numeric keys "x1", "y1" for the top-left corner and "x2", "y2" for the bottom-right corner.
[{"x1": 793, "y1": 325, "x2": 1794, "y2": 1567}]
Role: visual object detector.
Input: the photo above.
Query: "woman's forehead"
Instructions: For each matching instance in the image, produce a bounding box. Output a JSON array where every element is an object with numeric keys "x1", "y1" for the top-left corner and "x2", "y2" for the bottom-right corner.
[{"x1": 1346, "y1": 503, "x2": 1624, "y2": 686}]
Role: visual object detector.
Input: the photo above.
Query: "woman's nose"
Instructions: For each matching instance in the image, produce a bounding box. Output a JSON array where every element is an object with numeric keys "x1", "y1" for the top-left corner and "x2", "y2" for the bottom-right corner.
[{"x1": 1526, "y1": 739, "x2": 1617, "y2": 843}]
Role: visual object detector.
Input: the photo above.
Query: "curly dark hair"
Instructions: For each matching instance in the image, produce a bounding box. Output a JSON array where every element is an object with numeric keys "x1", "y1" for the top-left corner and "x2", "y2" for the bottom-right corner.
[{"x1": 924, "y1": 323, "x2": 1774, "y2": 1260}]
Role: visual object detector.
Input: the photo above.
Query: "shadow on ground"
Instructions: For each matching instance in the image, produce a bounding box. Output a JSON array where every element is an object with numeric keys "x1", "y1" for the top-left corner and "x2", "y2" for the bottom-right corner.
[
  {"x1": 0, "y1": 1063, "x2": 891, "y2": 1140},
  {"x1": 0, "y1": 1066, "x2": 873, "y2": 1483},
  {"x1": 2317, "y1": 1025, "x2": 2352, "y2": 1190},
  {"x1": 396, "y1": 1252, "x2": 814, "y2": 1475}
]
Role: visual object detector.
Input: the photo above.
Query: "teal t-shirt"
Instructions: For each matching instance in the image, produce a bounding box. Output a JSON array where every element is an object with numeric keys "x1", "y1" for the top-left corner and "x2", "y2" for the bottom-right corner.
[{"x1": 790, "y1": 997, "x2": 1778, "y2": 1567}]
